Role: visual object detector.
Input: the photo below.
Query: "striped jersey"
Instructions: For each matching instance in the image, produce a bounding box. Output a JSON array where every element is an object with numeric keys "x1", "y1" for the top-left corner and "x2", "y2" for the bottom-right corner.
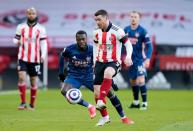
[
  {"x1": 13, "y1": 22, "x2": 47, "y2": 63},
  {"x1": 93, "y1": 22, "x2": 128, "y2": 63}
]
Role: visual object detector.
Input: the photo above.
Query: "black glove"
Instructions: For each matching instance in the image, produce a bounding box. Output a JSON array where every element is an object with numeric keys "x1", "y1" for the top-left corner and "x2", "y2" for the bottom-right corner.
[{"x1": 58, "y1": 73, "x2": 66, "y2": 82}]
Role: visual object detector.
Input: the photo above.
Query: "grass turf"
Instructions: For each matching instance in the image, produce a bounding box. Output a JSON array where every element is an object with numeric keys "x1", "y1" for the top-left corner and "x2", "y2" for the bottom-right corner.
[{"x1": 0, "y1": 89, "x2": 193, "y2": 131}]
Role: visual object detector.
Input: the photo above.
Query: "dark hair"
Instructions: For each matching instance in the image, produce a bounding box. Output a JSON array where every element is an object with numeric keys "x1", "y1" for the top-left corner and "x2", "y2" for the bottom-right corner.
[
  {"x1": 94, "y1": 9, "x2": 108, "y2": 17},
  {"x1": 76, "y1": 30, "x2": 87, "y2": 37}
]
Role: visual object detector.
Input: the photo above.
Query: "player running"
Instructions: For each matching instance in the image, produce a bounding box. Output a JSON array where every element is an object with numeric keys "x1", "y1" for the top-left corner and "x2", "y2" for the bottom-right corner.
[
  {"x1": 124, "y1": 11, "x2": 153, "y2": 110},
  {"x1": 58, "y1": 30, "x2": 96, "y2": 119},
  {"x1": 13, "y1": 7, "x2": 47, "y2": 110}
]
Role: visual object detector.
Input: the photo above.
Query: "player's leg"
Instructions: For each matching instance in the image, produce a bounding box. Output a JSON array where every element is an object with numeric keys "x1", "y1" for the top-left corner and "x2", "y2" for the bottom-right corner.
[
  {"x1": 94, "y1": 85, "x2": 110, "y2": 126},
  {"x1": 29, "y1": 76, "x2": 38, "y2": 110},
  {"x1": 107, "y1": 89, "x2": 134, "y2": 125},
  {"x1": 98, "y1": 66, "x2": 115, "y2": 100},
  {"x1": 84, "y1": 81, "x2": 97, "y2": 119},
  {"x1": 136, "y1": 64, "x2": 147, "y2": 110},
  {"x1": 136, "y1": 75, "x2": 147, "y2": 110},
  {"x1": 112, "y1": 80, "x2": 118, "y2": 91},
  {"x1": 28, "y1": 63, "x2": 40, "y2": 110},
  {"x1": 17, "y1": 60, "x2": 27, "y2": 110},
  {"x1": 128, "y1": 65, "x2": 140, "y2": 109},
  {"x1": 94, "y1": 62, "x2": 110, "y2": 126},
  {"x1": 97, "y1": 62, "x2": 121, "y2": 109},
  {"x1": 61, "y1": 77, "x2": 95, "y2": 118},
  {"x1": 129, "y1": 79, "x2": 140, "y2": 108}
]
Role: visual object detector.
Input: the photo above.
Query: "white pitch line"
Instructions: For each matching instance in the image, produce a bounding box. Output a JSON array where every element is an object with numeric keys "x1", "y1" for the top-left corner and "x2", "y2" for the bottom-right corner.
[{"x1": 0, "y1": 90, "x2": 19, "y2": 95}]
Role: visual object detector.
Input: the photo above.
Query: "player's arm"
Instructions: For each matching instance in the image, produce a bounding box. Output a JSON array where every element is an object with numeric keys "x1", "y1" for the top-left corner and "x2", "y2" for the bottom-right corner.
[
  {"x1": 58, "y1": 48, "x2": 69, "y2": 82},
  {"x1": 13, "y1": 24, "x2": 21, "y2": 46},
  {"x1": 92, "y1": 29, "x2": 98, "y2": 67},
  {"x1": 40, "y1": 27, "x2": 48, "y2": 62},
  {"x1": 143, "y1": 31, "x2": 153, "y2": 68},
  {"x1": 119, "y1": 29, "x2": 133, "y2": 67}
]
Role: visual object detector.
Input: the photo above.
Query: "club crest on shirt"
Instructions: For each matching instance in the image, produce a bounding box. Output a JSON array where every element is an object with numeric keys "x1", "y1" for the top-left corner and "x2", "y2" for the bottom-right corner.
[
  {"x1": 86, "y1": 56, "x2": 91, "y2": 62},
  {"x1": 109, "y1": 36, "x2": 115, "y2": 42}
]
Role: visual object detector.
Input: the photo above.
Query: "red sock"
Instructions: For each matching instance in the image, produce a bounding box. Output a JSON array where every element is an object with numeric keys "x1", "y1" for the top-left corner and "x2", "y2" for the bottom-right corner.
[
  {"x1": 95, "y1": 97, "x2": 108, "y2": 117},
  {"x1": 99, "y1": 78, "x2": 112, "y2": 100},
  {"x1": 30, "y1": 87, "x2": 37, "y2": 107},
  {"x1": 18, "y1": 83, "x2": 26, "y2": 103}
]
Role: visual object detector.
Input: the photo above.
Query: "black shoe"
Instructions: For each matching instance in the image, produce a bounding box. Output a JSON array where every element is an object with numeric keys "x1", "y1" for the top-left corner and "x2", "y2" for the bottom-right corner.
[
  {"x1": 28, "y1": 104, "x2": 35, "y2": 110},
  {"x1": 129, "y1": 103, "x2": 140, "y2": 109},
  {"x1": 18, "y1": 103, "x2": 27, "y2": 110}
]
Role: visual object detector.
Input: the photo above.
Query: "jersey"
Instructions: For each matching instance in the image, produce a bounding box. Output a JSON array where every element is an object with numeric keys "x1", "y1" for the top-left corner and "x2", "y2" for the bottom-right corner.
[
  {"x1": 93, "y1": 22, "x2": 128, "y2": 64},
  {"x1": 61, "y1": 44, "x2": 93, "y2": 80},
  {"x1": 13, "y1": 22, "x2": 47, "y2": 63},
  {"x1": 124, "y1": 25, "x2": 151, "y2": 65}
]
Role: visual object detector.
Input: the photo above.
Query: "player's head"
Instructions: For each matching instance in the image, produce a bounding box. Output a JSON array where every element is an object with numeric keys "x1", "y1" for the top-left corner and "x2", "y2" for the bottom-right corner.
[
  {"x1": 26, "y1": 7, "x2": 38, "y2": 24},
  {"x1": 76, "y1": 30, "x2": 87, "y2": 51},
  {"x1": 94, "y1": 9, "x2": 109, "y2": 30},
  {"x1": 129, "y1": 11, "x2": 141, "y2": 27}
]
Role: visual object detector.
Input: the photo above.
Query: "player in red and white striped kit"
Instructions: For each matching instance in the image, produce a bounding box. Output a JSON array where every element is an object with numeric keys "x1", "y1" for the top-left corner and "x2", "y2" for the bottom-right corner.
[
  {"x1": 93, "y1": 9, "x2": 134, "y2": 126},
  {"x1": 13, "y1": 7, "x2": 47, "y2": 110}
]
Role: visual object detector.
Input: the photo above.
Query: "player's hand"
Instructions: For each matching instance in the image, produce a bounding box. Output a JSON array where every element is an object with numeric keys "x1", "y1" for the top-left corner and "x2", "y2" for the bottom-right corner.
[
  {"x1": 124, "y1": 58, "x2": 133, "y2": 68},
  {"x1": 144, "y1": 59, "x2": 150, "y2": 69},
  {"x1": 58, "y1": 73, "x2": 66, "y2": 82}
]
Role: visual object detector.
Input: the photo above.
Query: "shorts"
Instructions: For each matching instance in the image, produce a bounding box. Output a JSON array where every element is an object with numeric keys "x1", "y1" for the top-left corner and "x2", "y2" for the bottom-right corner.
[
  {"x1": 64, "y1": 75, "x2": 94, "y2": 92},
  {"x1": 94, "y1": 61, "x2": 121, "y2": 85},
  {"x1": 128, "y1": 63, "x2": 147, "y2": 80},
  {"x1": 18, "y1": 60, "x2": 41, "y2": 77}
]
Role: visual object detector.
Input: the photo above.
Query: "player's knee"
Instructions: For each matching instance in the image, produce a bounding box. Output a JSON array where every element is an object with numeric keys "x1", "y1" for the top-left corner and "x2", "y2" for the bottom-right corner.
[
  {"x1": 18, "y1": 76, "x2": 25, "y2": 83},
  {"x1": 104, "y1": 67, "x2": 115, "y2": 78}
]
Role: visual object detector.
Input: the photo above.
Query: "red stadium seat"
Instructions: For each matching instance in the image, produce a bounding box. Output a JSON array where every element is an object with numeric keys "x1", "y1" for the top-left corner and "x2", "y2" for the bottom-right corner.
[{"x1": 0, "y1": 55, "x2": 10, "y2": 73}]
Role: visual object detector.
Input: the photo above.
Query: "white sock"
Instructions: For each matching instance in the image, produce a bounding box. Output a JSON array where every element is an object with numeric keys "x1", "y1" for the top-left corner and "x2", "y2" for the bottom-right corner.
[
  {"x1": 142, "y1": 102, "x2": 148, "y2": 106},
  {"x1": 103, "y1": 115, "x2": 109, "y2": 119},
  {"x1": 133, "y1": 100, "x2": 139, "y2": 105}
]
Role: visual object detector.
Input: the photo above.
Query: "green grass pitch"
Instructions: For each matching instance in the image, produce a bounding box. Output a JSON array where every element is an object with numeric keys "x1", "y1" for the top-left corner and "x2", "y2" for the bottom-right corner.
[{"x1": 0, "y1": 89, "x2": 193, "y2": 131}]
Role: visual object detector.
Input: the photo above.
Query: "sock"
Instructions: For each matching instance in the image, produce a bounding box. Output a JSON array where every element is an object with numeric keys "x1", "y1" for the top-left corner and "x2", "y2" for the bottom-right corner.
[
  {"x1": 95, "y1": 97, "x2": 108, "y2": 117},
  {"x1": 30, "y1": 86, "x2": 37, "y2": 107},
  {"x1": 139, "y1": 84, "x2": 147, "y2": 102},
  {"x1": 18, "y1": 83, "x2": 26, "y2": 104},
  {"x1": 131, "y1": 85, "x2": 139, "y2": 101},
  {"x1": 109, "y1": 95, "x2": 125, "y2": 118},
  {"x1": 78, "y1": 99, "x2": 89, "y2": 107},
  {"x1": 99, "y1": 78, "x2": 112, "y2": 100}
]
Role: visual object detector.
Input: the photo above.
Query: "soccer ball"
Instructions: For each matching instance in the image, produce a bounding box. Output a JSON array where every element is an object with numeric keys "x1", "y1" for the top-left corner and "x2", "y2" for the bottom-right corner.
[{"x1": 66, "y1": 88, "x2": 82, "y2": 104}]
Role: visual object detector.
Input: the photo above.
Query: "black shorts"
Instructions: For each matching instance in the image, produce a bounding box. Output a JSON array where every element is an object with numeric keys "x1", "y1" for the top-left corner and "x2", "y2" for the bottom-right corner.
[
  {"x1": 94, "y1": 61, "x2": 121, "y2": 85},
  {"x1": 17, "y1": 60, "x2": 41, "y2": 77}
]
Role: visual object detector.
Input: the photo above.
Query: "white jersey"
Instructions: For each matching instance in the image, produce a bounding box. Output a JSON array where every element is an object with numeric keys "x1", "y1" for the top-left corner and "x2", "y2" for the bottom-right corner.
[
  {"x1": 93, "y1": 22, "x2": 129, "y2": 63},
  {"x1": 13, "y1": 22, "x2": 47, "y2": 63}
]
